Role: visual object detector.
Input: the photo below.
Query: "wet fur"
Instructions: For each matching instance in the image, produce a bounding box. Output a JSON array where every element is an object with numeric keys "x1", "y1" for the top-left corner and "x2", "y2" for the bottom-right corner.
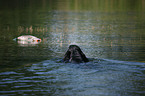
[{"x1": 63, "y1": 45, "x2": 89, "y2": 63}]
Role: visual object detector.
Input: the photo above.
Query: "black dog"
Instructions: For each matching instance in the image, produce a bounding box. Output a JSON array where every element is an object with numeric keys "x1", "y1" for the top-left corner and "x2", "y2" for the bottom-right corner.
[{"x1": 63, "y1": 45, "x2": 89, "y2": 63}]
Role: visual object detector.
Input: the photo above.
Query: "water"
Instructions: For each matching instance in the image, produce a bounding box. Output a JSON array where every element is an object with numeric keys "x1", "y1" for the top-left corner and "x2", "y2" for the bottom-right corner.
[
  {"x1": 0, "y1": 0, "x2": 145, "y2": 96},
  {"x1": 0, "y1": 59, "x2": 145, "y2": 96}
]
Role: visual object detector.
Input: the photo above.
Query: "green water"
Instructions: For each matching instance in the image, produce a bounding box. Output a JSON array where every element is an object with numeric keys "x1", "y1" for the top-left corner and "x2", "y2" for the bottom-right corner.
[
  {"x1": 0, "y1": 0, "x2": 145, "y2": 96},
  {"x1": 0, "y1": 0, "x2": 145, "y2": 63}
]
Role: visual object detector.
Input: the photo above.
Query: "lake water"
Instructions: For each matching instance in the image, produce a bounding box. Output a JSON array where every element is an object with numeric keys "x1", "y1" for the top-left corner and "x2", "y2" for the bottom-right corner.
[{"x1": 0, "y1": 0, "x2": 145, "y2": 96}]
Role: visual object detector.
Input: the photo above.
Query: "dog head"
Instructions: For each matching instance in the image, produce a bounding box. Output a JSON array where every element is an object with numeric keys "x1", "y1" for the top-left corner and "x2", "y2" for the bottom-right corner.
[{"x1": 63, "y1": 45, "x2": 89, "y2": 63}]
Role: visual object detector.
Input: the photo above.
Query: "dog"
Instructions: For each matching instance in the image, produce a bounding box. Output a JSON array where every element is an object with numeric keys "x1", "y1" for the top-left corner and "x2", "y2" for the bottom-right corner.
[{"x1": 63, "y1": 45, "x2": 89, "y2": 63}]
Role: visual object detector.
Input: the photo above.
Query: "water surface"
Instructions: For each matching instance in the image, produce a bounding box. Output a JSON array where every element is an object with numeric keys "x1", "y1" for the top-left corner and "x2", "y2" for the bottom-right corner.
[{"x1": 0, "y1": 0, "x2": 145, "y2": 96}]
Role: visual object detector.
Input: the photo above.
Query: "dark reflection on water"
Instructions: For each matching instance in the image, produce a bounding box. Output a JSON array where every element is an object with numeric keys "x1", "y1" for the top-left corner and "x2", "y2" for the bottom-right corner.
[
  {"x1": 0, "y1": 59, "x2": 145, "y2": 96},
  {"x1": 0, "y1": 0, "x2": 145, "y2": 96}
]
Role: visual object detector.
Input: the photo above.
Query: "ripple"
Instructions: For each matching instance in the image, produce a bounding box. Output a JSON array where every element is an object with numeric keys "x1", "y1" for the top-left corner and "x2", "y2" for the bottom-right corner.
[{"x1": 0, "y1": 59, "x2": 145, "y2": 96}]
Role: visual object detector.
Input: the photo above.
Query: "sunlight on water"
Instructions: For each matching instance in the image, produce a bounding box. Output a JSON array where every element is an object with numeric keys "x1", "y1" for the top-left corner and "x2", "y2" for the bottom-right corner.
[{"x1": 45, "y1": 10, "x2": 145, "y2": 62}]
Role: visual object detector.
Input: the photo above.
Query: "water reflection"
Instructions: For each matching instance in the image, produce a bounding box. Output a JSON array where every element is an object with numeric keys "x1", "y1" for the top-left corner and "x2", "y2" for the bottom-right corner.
[
  {"x1": 0, "y1": 0, "x2": 145, "y2": 62},
  {"x1": 0, "y1": 0, "x2": 145, "y2": 96},
  {"x1": 46, "y1": 11, "x2": 145, "y2": 61},
  {"x1": 17, "y1": 40, "x2": 41, "y2": 47}
]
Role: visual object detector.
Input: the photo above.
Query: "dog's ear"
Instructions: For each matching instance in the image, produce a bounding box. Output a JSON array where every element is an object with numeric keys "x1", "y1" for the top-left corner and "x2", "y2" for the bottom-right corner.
[
  {"x1": 63, "y1": 49, "x2": 71, "y2": 62},
  {"x1": 80, "y1": 50, "x2": 89, "y2": 62}
]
